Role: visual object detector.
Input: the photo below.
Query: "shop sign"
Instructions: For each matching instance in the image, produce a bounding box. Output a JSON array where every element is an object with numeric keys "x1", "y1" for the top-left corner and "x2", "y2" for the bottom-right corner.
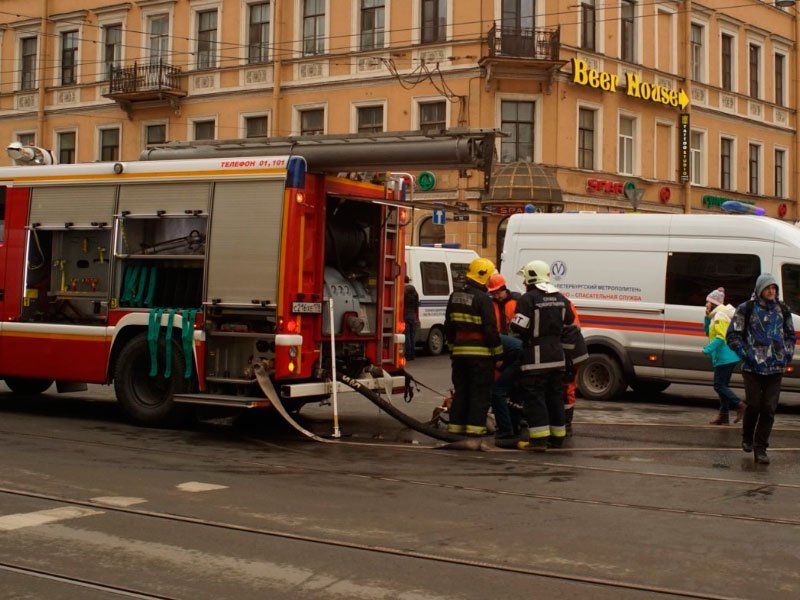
[
  {"x1": 702, "y1": 195, "x2": 754, "y2": 208},
  {"x1": 417, "y1": 171, "x2": 436, "y2": 191},
  {"x1": 679, "y1": 113, "x2": 690, "y2": 183},
  {"x1": 572, "y1": 59, "x2": 689, "y2": 110},
  {"x1": 586, "y1": 178, "x2": 624, "y2": 195}
]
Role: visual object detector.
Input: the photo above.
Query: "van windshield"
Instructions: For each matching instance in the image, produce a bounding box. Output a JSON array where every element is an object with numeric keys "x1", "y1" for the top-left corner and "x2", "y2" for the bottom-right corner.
[{"x1": 781, "y1": 264, "x2": 800, "y2": 313}]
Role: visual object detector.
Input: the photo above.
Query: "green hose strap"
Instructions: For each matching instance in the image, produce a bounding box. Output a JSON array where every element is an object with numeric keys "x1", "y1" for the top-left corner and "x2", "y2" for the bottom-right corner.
[
  {"x1": 148, "y1": 308, "x2": 165, "y2": 377},
  {"x1": 164, "y1": 308, "x2": 178, "y2": 378},
  {"x1": 144, "y1": 266, "x2": 158, "y2": 308},
  {"x1": 182, "y1": 309, "x2": 199, "y2": 379},
  {"x1": 134, "y1": 266, "x2": 150, "y2": 307},
  {"x1": 121, "y1": 264, "x2": 141, "y2": 307}
]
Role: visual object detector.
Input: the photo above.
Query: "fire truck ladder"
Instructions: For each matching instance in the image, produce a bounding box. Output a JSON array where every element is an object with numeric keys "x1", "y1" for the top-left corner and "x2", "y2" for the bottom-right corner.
[{"x1": 381, "y1": 205, "x2": 400, "y2": 365}]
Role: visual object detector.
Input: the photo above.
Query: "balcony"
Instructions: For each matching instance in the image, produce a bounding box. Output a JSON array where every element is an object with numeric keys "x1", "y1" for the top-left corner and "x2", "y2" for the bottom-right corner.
[
  {"x1": 103, "y1": 61, "x2": 186, "y2": 117},
  {"x1": 480, "y1": 24, "x2": 566, "y2": 90}
]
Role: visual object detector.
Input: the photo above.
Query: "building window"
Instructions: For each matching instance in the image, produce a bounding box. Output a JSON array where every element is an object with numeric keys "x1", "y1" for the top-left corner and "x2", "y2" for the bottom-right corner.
[
  {"x1": 500, "y1": 101, "x2": 534, "y2": 163},
  {"x1": 20, "y1": 37, "x2": 37, "y2": 90},
  {"x1": 421, "y1": 0, "x2": 446, "y2": 44},
  {"x1": 194, "y1": 120, "x2": 215, "y2": 140},
  {"x1": 145, "y1": 124, "x2": 166, "y2": 145},
  {"x1": 61, "y1": 31, "x2": 78, "y2": 85},
  {"x1": 720, "y1": 138, "x2": 733, "y2": 191},
  {"x1": 690, "y1": 131, "x2": 703, "y2": 186},
  {"x1": 302, "y1": 0, "x2": 325, "y2": 56},
  {"x1": 775, "y1": 149, "x2": 785, "y2": 198},
  {"x1": 248, "y1": 2, "x2": 270, "y2": 64},
  {"x1": 245, "y1": 115, "x2": 268, "y2": 138},
  {"x1": 618, "y1": 116, "x2": 634, "y2": 175},
  {"x1": 690, "y1": 23, "x2": 703, "y2": 82},
  {"x1": 360, "y1": 0, "x2": 385, "y2": 50},
  {"x1": 721, "y1": 34, "x2": 733, "y2": 92},
  {"x1": 148, "y1": 14, "x2": 169, "y2": 64},
  {"x1": 666, "y1": 252, "x2": 760, "y2": 307},
  {"x1": 58, "y1": 132, "x2": 76, "y2": 164},
  {"x1": 419, "y1": 101, "x2": 446, "y2": 133},
  {"x1": 749, "y1": 143, "x2": 760, "y2": 195},
  {"x1": 620, "y1": 0, "x2": 635, "y2": 62},
  {"x1": 418, "y1": 218, "x2": 445, "y2": 247},
  {"x1": 775, "y1": 53, "x2": 785, "y2": 107},
  {"x1": 502, "y1": 0, "x2": 534, "y2": 31},
  {"x1": 103, "y1": 24, "x2": 122, "y2": 81},
  {"x1": 357, "y1": 106, "x2": 384, "y2": 134},
  {"x1": 197, "y1": 10, "x2": 218, "y2": 69},
  {"x1": 749, "y1": 43, "x2": 760, "y2": 99},
  {"x1": 300, "y1": 108, "x2": 324, "y2": 135},
  {"x1": 578, "y1": 107, "x2": 595, "y2": 169},
  {"x1": 17, "y1": 132, "x2": 35, "y2": 146},
  {"x1": 100, "y1": 129, "x2": 120, "y2": 162},
  {"x1": 580, "y1": 0, "x2": 595, "y2": 51}
]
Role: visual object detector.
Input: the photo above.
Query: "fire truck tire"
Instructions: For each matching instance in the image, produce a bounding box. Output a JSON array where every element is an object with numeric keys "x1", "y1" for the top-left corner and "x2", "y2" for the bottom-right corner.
[
  {"x1": 114, "y1": 333, "x2": 189, "y2": 425},
  {"x1": 4, "y1": 377, "x2": 53, "y2": 396},
  {"x1": 426, "y1": 327, "x2": 445, "y2": 356}
]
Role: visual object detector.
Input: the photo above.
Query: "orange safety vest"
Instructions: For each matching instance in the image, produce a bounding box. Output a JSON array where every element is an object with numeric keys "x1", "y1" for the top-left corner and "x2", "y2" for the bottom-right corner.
[
  {"x1": 492, "y1": 296, "x2": 518, "y2": 335},
  {"x1": 564, "y1": 300, "x2": 581, "y2": 407}
]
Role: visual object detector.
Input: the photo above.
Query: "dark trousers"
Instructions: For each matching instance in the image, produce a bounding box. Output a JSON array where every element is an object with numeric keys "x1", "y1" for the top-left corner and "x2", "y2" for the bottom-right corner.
[
  {"x1": 490, "y1": 366, "x2": 515, "y2": 437},
  {"x1": 742, "y1": 372, "x2": 782, "y2": 450},
  {"x1": 451, "y1": 357, "x2": 494, "y2": 435},
  {"x1": 518, "y1": 370, "x2": 566, "y2": 445},
  {"x1": 713, "y1": 362, "x2": 741, "y2": 413},
  {"x1": 404, "y1": 318, "x2": 416, "y2": 359}
]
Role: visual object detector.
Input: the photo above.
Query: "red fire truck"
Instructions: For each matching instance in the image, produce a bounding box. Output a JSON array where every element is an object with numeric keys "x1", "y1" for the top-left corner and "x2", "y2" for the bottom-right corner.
[{"x1": 0, "y1": 131, "x2": 493, "y2": 425}]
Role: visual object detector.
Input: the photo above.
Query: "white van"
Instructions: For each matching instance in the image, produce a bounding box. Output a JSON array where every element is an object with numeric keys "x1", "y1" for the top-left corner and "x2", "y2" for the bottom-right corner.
[
  {"x1": 405, "y1": 246, "x2": 479, "y2": 355},
  {"x1": 500, "y1": 214, "x2": 800, "y2": 400}
]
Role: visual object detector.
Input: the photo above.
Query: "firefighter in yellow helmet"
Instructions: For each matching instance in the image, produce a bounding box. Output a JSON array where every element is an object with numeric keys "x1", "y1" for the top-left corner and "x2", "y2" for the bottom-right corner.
[
  {"x1": 444, "y1": 257, "x2": 504, "y2": 436},
  {"x1": 510, "y1": 260, "x2": 587, "y2": 450}
]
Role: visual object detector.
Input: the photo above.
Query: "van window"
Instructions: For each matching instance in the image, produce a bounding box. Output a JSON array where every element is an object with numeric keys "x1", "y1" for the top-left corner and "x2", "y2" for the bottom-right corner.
[
  {"x1": 666, "y1": 252, "x2": 760, "y2": 307},
  {"x1": 451, "y1": 262, "x2": 469, "y2": 290},
  {"x1": 420, "y1": 261, "x2": 450, "y2": 295},
  {"x1": 781, "y1": 264, "x2": 800, "y2": 312}
]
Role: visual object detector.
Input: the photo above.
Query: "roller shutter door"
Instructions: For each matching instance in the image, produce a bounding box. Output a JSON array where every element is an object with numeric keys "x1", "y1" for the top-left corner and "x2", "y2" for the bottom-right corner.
[
  {"x1": 118, "y1": 183, "x2": 210, "y2": 215},
  {"x1": 29, "y1": 186, "x2": 116, "y2": 227}
]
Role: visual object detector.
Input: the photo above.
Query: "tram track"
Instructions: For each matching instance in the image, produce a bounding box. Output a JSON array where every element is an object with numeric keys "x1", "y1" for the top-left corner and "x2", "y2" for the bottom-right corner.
[{"x1": 0, "y1": 485, "x2": 755, "y2": 600}]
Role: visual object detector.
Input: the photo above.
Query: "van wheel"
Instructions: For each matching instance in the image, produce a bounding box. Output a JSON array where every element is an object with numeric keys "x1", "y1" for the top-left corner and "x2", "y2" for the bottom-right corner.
[
  {"x1": 114, "y1": 333, "x2": 189, "y2": 425},
  {"x1": 4, "y1": 377, "x2": 54, "y2": 396},
  {"x1": 577, "y1": 354, "x2": 625, "y2": 401},
  {"x1": 426, "y1": 327, "x2": 445, "y2": 356},
  {"x1": 630, "y1": 380, "x2": 671, "y2": 395}
]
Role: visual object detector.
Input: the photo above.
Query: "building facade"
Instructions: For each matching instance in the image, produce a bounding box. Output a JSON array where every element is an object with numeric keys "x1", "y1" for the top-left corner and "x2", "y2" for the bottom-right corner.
[{"x1": 0, "y1": 0, "x2": 797, "y2": 263}]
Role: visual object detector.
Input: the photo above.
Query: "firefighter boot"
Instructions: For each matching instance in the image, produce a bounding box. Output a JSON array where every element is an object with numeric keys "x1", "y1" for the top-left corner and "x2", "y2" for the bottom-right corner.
[
  {"x1": 565, "y1": 406, "x2": 575, "y2": 437},
  {"x1": 709, "y1": 411, "x2": 729, "y2": 425},
  {"x1": 516, "y1": 421, "x2": 530, "y2": 450}
]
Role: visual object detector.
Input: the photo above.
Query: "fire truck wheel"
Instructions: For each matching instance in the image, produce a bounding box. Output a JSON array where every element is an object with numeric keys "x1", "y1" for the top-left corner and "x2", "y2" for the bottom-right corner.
[
  {"x1": 426, "y1": 327, "x2": 445, "y2": 356},
  {"x1": 4, "y1": 377, "x2": 53, "y2": 396},
  {"x1": 576, "y1": 353, "x2": 626, "y2": 401},
  {"x1": 114, "y1": 333, "x2": 189, "y2": 425}
]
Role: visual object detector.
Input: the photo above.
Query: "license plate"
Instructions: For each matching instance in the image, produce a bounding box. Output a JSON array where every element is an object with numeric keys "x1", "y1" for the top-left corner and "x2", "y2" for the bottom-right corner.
[{"x1": 292, "y1": 302, "x2": 322, "y2": 314}]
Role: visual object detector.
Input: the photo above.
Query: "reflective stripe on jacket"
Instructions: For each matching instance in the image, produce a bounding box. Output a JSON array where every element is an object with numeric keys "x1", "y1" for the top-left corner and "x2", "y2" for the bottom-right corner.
[{"x1": 445, "y1": 280, "x2": 503, "y2": 358}]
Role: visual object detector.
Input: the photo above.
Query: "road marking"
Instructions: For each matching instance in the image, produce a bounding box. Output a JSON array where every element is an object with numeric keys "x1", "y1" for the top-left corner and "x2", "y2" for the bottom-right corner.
[
  {"x1": 90, "y1": 496, "x2": 147, "y2": 507},
  {"x1": 0, "y1": 507, "x2": 104, "y2": 531},
  {"x1": 176, "y1": 482, "x2": 228, "y2": 493}
]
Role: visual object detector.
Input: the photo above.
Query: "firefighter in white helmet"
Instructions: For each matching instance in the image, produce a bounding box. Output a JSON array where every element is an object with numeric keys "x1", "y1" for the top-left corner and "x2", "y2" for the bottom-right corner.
[
  {"x1": 510, "y1": 260, "x2": 587, "y2": 450},
  {"x1": 444, "y1": 257, "x2": 503, "y2": 436}
]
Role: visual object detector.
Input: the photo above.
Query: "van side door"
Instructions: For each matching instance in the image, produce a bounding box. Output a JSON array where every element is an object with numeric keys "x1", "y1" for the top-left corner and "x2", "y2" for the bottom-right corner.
[{"x1": 776, "y1": 261, "x2": 800, "y2": 390}]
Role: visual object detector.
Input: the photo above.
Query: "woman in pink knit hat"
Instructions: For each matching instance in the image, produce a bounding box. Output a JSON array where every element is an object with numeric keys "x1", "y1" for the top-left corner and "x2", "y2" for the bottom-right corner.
[{"x1": 703, "y1": 287, "x2": 743, "y2": 425}]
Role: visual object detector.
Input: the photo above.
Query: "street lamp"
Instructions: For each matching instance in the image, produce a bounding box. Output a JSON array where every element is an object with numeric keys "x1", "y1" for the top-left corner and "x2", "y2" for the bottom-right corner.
[{"x1": 775, "y1": 0, "x2": 795, "y2": 7}]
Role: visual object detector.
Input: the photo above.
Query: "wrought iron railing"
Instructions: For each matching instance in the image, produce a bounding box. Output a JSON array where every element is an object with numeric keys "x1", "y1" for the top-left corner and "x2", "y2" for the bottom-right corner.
[
  {"x1": 487, "y1": 24, "x2": 560, "y2": 60},
  {"x1": 108, "y1": 61, "x2": 182, "y2": 94}
]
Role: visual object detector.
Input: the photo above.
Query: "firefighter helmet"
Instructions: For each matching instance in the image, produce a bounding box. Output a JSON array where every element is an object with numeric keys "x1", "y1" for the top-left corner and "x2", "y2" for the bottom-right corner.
[
  {"x1": 486, "y1": 273, "x2": 507, "y2": 293},
  {"x1": 519, "y1": 260, "x2": 550, "y2": 285},
  {"x1": 466, "y1": 258, "x2": 496, "y2": 286}
]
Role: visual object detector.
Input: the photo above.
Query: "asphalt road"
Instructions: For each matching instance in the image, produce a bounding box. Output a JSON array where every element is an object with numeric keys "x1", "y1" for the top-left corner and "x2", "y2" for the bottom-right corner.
[{"x1": 1, "y1": 357, "x2": 800, "y2": 599}]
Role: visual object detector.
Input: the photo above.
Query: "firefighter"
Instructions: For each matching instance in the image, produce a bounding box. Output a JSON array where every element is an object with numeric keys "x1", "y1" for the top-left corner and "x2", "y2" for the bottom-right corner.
[
  {"x1": 444, "y1": 257, "x2": 503, "y2": 436},
  {"x1": 510, "y1": 260, "x2": 587, "y2": 450},
  {"x1": 487, "y1": 273, "x2": 520, "y2": 334},
  {"x1": 563, "y1": 298, "x2": 581, "y2": 437}
]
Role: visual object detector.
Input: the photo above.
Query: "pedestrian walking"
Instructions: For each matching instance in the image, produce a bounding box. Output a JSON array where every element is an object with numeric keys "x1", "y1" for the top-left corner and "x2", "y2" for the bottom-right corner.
[
  {"x1": 726, "y1": 274, "x2": 796, "y2": 464},
  {"x1": 702, "y1": 287, "x2": 743, "y2": 425},
  {"x1": 403, "y1": 275, "x2": 420, "y2": 361},
  {"x1": 444, "y1": 258, "x2": 503, "y2": 436},
  {"x1": 510, "y1": 260, "x2": 587, "y2": 450}
]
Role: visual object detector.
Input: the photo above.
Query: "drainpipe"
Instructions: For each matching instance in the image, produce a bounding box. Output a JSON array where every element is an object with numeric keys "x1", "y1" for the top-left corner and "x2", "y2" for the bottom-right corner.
[
  {"x1": 682, "y1": 0, "x2": 693, "y2": 214},
  {"x1": 795, "y1": 9, "x2": 800, "y2": 220},
  {"x1": 36, "y1": 0, "x2": 49, "y2": 146},
  {"x1": 271, "y1": 0, "x2": 283, "y2": 135}
]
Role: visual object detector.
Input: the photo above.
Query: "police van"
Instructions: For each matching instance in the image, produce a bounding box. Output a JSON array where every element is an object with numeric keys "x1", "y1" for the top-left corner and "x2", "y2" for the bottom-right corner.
[
  {"x1": 405, "y1": 246, "x2": 479, "y2": 355},
  {"x1": 499, "y1": 214, "x2": 800, "y2": 400}
]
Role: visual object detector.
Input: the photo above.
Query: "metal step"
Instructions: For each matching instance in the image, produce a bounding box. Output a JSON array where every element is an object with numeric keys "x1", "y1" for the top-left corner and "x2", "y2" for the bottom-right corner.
[{"x1": 173, "y1": 393, "x2": 270, "y2": 409}]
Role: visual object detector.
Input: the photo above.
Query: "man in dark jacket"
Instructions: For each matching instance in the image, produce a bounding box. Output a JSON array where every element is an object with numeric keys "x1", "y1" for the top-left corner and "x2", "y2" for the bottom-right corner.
[
  {"x1": 510, "y1": 260, "x2": 587, "y2": 450},
  {"x1": 444, "y1": 257, "x2": 503, "y2": 436},
  {"x1": 403, "y1": 275, "x2": 420, "y2": 361},
  {"x1": 726, "y1": 273, "x2": 796, "y2": 464}
]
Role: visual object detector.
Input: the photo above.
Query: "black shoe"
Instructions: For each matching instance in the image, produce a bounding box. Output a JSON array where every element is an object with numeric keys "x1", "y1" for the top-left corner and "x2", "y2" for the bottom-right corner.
[
  {"x1": 530, "y1": 439, "x2": 548, "y2": 452},
  {"x1": 754, "y1": 448, "x2": 770, "y2": 464},
  {"x1": 742, "y1": 441, "x2": 753, "y2": 453},
  {"x1": 495, "y1": 434, "x2": 518, "y2": 449}
]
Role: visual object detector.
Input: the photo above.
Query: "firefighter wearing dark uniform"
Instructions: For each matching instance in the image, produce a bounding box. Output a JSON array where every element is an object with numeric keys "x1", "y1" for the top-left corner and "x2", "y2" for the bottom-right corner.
[
  {"x1": 510, "y1": 260, "x2": 587, "y2": 450},
  {"x1": 444, "y1": 258, "x2": 503, "y2": 436}
]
